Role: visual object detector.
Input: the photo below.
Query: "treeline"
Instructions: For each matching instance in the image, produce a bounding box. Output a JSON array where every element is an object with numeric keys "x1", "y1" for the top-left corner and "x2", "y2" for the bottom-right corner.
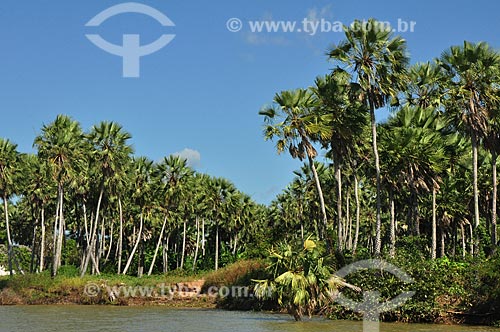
[
  {"x1": 2, "y1": 19, "x2": 500, "y2": 280},
  {"x1": 0, "y1": 116, "x2": 267, "y2": 277},
  {"x1": 261, "y1": 19, "x2": 500, "y2": 260}
]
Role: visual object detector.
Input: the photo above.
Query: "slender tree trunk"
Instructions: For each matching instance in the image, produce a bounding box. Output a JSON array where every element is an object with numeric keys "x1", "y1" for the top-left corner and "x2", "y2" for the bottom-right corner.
[
  {"x1": 215, "y1": 223, "x2": 219, "y2": 271},
  {"x1": 148, "y1": 215, "x2": 168, "y2": 276},
  {"x1": 472, "y1": 132, "x2": 480, "y2": 254},
  {"x1": 461, "y1": 223, "x2": 466, "y2": 258},
  {"x1": 335, "y1": 162, "x2": 343, "y2": 252},
  {"x1": 440, "y1": 225, "x2": 446, "y2": 258},
  {"x1": 469, "y1": 222, "x2": 474, "y2": 256},
  {"x1": 432, "y1": 186, "x2": 437, "y2": 260},
  {"x1": 163, "y1": 234, "x2": 170, "y2": 273},
  {"x1": 492, "y1": 151, "x2": 498, "y2": 250},
  {"x1": 39, "y1": 207, "x2": 45, "y2": 273},
  {"x1": 137, "y1": 238, "x2": 143, "y2": 277},
  {"x1": 389, "y1": 189, "x2": 396, "y2": 259},
  {"x1": 202, "y1": 218, "x2": 205, "y2": 256},
  {"x1": 180, "y1": 219, "x2": 187, "y2": 269},
  {"x1": 193, "y1": 216, "x2": 200, "y2": 271},
  {"x1": 353, "y1": 174, "x2": 361, "y2": 255},
  {"x1": 118, "y1": 197, "x2": 123, "y2": 274},
  {"x1": 232, "y1": 233, "x2": 238, "y2": 255},
  {"x1": 30, "y1": 222, "x2": 38, "y2": 273},
  {"x1": 105, "y1": 221, "x2": 114, "y2": 262},
  {"x1": 56, "y1": 187, "x2": 65, "y2": 271},
  {"x1": 452, "y1": 218, "x2": 457, "y2": 258},
  {"x1": 308, "y1": 156, "x2": 328, "y2": 230},
  {"x1": 369, "y1": 98, "x2": 382, "y2": 257},
  {"x1": 346, "y1": 191, "x2": 352, "y2": 250},
  {"x1": 52, "y1": 186, "x2": 62, "y2": 277},
  {"x1": 3, "y1": 195, "x2": 13, "y2": 276},
  {"x1": 51, "y1": 192, "x2": 59, "y2": 277},
  {"x1": 122, "y1": 212, "x2": 143, "y2": 275},
  {"x1": 3, "y1": 195, "x2": 12, "y2": 247},
  {"x1": 80, "y1": 189, "x2": 103, "y2": 277}
]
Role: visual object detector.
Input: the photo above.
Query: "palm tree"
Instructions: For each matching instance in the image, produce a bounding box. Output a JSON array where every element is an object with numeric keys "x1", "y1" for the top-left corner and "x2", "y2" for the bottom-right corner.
[
  {"x1": 328, "y1": 19, "x2": 409, "y2": 256},
  {"x1": 484, "y1": 115, "x2": 500, "y2": 249},
  {"x1": 148, "y1": 155, "x2": 193, "y2": 274},
  {"x1": 260, "y1": 89, "x2": 330, "y2": 231},
  {"x1": 381, "y1": 106, "x2": 450, "y2": 258},
  {"x1": 0, "y1": 138, "x2": 21, "y2": 275},
  {"x1": 21, "y1": 153, "x2": 53, "y2": 272},
  {"x1": 82, "y1": 121, "x2": 133, "y2": 276},
  {"x1": 405, "y1": 62, "x2": 446, "y2": 109},
  {"x1": 205, "y1": 177, "x2": 236, "y2": 270},
  {"x1": 122, "y1": 156, "x2": 153, "y2": 275},
  {"x1": 439, "y1": 41, "x2": 500, "y2": 253},
  {"x1": 313, "y1": 69, "x2": 368, "y2": 252},
  {"x1": 34, "y1": 115, "x2": 84, "y2": 277}
]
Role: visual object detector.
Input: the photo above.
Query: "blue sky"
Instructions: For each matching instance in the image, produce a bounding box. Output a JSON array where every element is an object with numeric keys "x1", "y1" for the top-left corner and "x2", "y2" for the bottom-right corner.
[{"x1": 1, "y1": 0, "x2": 499, "y2": 204}]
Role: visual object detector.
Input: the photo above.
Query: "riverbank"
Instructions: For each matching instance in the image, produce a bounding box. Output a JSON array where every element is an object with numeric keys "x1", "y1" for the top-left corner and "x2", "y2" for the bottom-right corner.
[
  {"x1": 2, "y1": 258, "x2": 500, "y2": 328},
  {"x1": 0, "y1": 267, "x2": 215, "y2": 307}
]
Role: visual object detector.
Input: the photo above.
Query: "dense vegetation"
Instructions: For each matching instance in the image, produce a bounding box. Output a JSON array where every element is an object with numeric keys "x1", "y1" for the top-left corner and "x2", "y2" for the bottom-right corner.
[{"x1": 2, "y1": 19, "x2": 500, "y2": 324}]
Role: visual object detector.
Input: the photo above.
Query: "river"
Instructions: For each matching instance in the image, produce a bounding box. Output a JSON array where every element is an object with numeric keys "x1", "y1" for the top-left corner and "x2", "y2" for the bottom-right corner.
[{"x1": 0, "y1": 306, "x2": 498, "y2": 332}]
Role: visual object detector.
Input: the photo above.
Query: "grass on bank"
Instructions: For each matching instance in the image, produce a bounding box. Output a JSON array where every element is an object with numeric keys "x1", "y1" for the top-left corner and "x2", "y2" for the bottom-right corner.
[{"x1": 0, "y1": 265, "x2": 208, "y2": 305}]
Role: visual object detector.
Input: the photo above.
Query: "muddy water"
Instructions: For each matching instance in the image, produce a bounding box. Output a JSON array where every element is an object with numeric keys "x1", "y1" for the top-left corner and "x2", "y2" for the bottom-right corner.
[{"x1": 0, "y1": 306, "x2": 498, "y2": 332}]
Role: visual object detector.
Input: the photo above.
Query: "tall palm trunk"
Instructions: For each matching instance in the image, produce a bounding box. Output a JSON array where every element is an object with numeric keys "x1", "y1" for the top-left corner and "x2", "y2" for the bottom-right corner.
[
  {"x1": 492, "y1": 151, "x2": 498, "y2": 250},
  {"x1": 30, "y1": 222, "x2": 37, "y2": 273},
  {"x1": 39, "y1": 207, "x2": 45, "y2": 273},
  {"x1": 369, "y1": 97, "x2": 382, "y2": 257},
  {"x1": 440, "y1": 226, "x2": 446, "y2": 258},
  {"x1": 105, "y1": 221, "x2": 114, "y2": 263},
  {"x1": 122, "y1": 212, "x2": 143, "y2": 275},
  {"x1": 57, "y1": 187, "x2": 65, "y2": 270},
  {"x1": 80, "y1": 188, "x2": 103, "y2": 277},
  {"x1": 215, "y1": 223, "x2": 219, "y2": 271},
  {"x1": 308, "y1": 156, "x2": 328, "y2": 230},
  {"x1": 389, "y1": 189, "x2": 396, "y2": 259},
  {"x1": 3, "y1": 195, "x2": 12, "y2": 247},
  {"x1": 52, "y1": 185, "x2": 64, "y2": 277},
  {"x1": 202, "y1": 218, "x2": 205, "y2": 256},
  {"x1": 432, "y1": 186, "x2": 437, "y2": 259},
  {"x1": 460, "y1": 223, "x2": 466, "y2": 258},
  {"x1": 346, "y1": 191, "x2": 352, "y2": 250},
  {"x1": 193, "y1": 216, "x2": 200, "y2": 271},
  {"x1": 334, "y1": 162, "x2": 343, "y2": 252},
  {"x1": 353, "y1": 174, "x2": 361, "y2": 255},
  {"x1": 148, "y1": 215, "x2": 168, "y2": 276},
  {"x1": 3, "y1": 194, "x2": 13, "y2": 276},
  {"x1": 180, "y1": 220, "x2": 187, "y2": 269},
  {"x1": 472, "y1": 131, "x2": 480, "y2": 254},
  {"x1": 117, "y1": 197, "x2": 123, "y2": 274},
  {"x1": 163, "y1": 234, "x2": 170, "y2": 273}
]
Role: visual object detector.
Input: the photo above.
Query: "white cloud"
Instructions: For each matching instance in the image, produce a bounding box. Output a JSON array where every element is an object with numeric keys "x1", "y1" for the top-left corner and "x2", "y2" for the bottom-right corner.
[
  {"x1": 305, "y1": 5, "x2": 334, "y2": 22},
  {"x1": 173, "y1": 148, "x2": 201, "y2": 168}
]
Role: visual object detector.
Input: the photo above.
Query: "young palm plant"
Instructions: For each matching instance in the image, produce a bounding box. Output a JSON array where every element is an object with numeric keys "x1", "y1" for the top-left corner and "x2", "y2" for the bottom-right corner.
[{"x1": 253, "y1": 238, "x2": 359, "y2": 321}]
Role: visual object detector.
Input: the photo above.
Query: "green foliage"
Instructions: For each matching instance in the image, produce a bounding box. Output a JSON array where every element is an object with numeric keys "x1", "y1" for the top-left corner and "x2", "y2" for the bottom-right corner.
[
  {"x1": 254, "y1": 238, "x2": 348, "y2": 321},
  {"x1": 327, "y1": 256, "x2": 473, "y2": 323}
]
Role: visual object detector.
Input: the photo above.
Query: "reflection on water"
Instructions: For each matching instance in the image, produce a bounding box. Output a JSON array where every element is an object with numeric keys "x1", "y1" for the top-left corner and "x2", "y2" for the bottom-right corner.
[{"x1": 0, "y1": 306, "x2": 498, "y2": 332}]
